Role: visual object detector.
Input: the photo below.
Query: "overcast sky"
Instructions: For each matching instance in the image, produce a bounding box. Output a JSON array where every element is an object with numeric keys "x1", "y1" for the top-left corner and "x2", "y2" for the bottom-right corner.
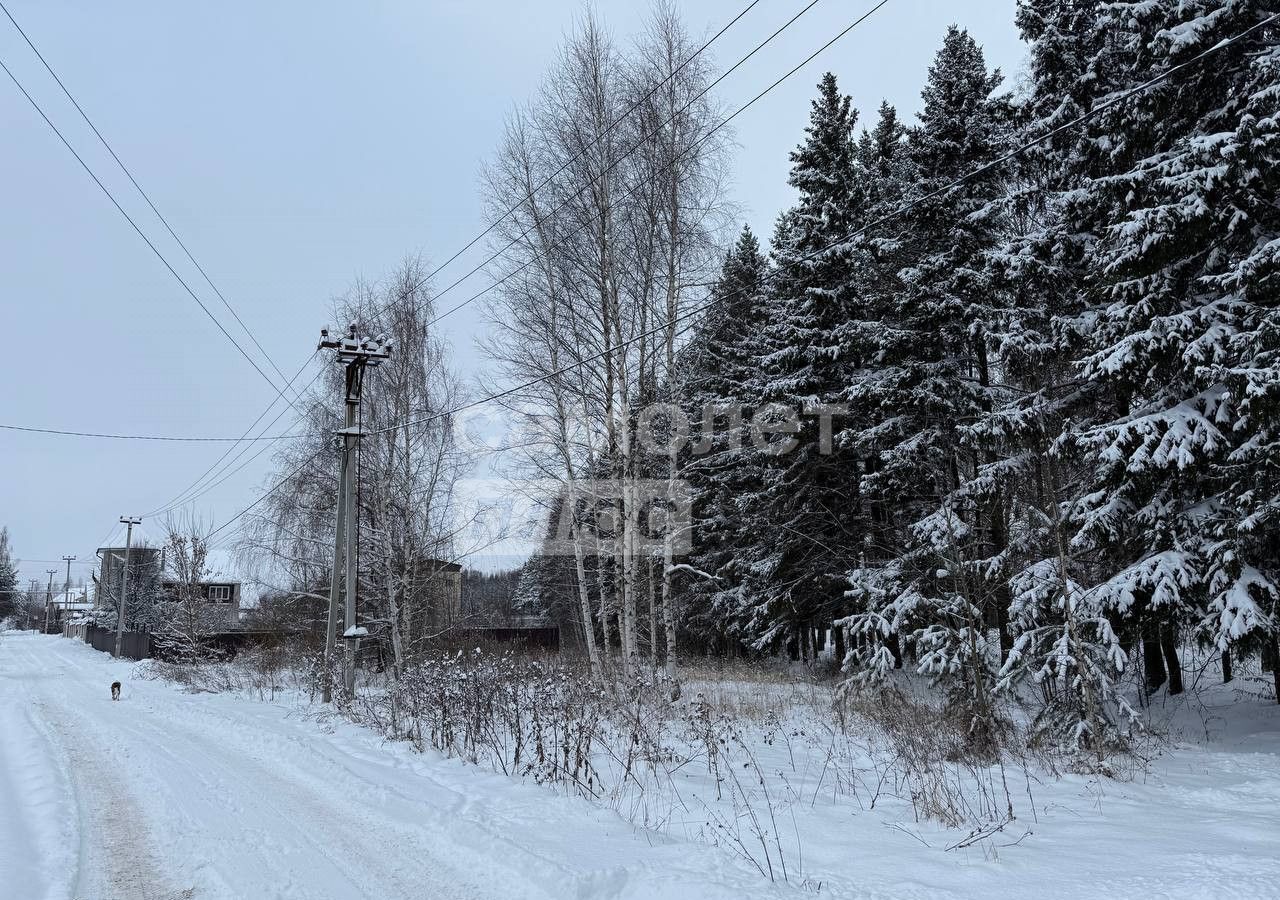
[{"x1": 1, "y1": 0, "x2": 1024, "y2": 587}]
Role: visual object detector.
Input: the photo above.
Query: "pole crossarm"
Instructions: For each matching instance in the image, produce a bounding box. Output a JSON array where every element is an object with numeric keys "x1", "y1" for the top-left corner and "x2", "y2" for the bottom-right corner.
[{"x1": 318, "y1": 323, "x2": 392, "y2": 365}]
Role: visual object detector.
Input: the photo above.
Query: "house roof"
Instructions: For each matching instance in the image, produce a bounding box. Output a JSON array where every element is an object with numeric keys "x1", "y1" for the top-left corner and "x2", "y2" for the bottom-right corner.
[{"x1": 97, "y1": 544, "x2": 161, "y2": 558}]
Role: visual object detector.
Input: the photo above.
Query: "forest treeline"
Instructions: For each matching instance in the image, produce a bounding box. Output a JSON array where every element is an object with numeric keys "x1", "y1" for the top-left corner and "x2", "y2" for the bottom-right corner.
[
  {"x1": 501, "y1": 0, "x2": 1280, "y2": 757},
  {"x1": 236, "y1": 1, "x2": 1280, "y2": 763}
]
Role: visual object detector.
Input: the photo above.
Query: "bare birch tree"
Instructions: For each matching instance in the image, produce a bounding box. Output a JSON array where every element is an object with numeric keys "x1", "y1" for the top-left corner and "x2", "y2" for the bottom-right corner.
[
  {"x1": 480, "y1": 5, "x2": 730, "y2": 678},
  {"x1": 241, "y1": 259, "x2": 474, "y2": 678},
  {"x1": 157, "y1": 514, "x2": 220, "y2": 661}
]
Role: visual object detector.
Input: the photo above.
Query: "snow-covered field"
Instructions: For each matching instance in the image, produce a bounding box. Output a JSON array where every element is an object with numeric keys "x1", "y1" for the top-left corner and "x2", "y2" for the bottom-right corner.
[{"x1": 3, "y1": 631, "x2": 1280, "y2": 899}]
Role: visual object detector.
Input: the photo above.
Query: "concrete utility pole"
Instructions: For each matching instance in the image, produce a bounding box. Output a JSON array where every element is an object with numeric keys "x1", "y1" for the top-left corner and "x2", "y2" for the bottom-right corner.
[
  {"x1": 318, "y1": 323, "x2": 390, "y2": 701},
  {"x1": 44, "y1": 569, "x2": 56, "y2": 634},
  {"x1": 114, "y1": 516, "x2": 142, "y2": 658},
  {"x1": 62, "y1": 555, "x2": 76, "y2": 620}
]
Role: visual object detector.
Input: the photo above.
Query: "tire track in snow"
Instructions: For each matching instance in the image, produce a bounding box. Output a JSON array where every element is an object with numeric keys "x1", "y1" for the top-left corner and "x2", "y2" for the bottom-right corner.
[
  {"x1": 14, "y1": 636, "x2": 785, "y2": 900},
  {"x1": 30, "y1": 638, "x2": 501, "y2": 900},
  {"x1": 41, "y1": 695, "x2": 179, "y2": 900},
  {"x1": 0, "y1": 647, "x2": 80, "y2": 900},
  {"x1": 44, "y1": 642, "x2": 389, "y2": 899},
  {"x1": 11, "y1": 638, "x2": 185, "y2": 900}
]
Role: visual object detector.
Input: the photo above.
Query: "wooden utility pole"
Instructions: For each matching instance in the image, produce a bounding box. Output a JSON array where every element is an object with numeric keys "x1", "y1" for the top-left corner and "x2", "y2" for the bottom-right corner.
[
  {"x1": 43, "y1": 569, "x2": 56, "y2": 633},
  {"x1": 114, "y1": 516, "x2": 141, "y2": 657},
  {"x1": 318, "y1": 324, "x2": 390, "y2": 700}
]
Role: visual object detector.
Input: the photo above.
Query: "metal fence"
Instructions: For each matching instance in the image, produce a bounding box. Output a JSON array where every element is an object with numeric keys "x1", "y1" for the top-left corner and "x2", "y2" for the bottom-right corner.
[
  {"x1": 83, "y1": 624, "x2": 153, "y2": 660},
  {"x1": 451, "y1": 626, "x2": 560, "y2": 652},
  {"x1": 62, "y1": 622, "x2": 88, "y2": 641}
]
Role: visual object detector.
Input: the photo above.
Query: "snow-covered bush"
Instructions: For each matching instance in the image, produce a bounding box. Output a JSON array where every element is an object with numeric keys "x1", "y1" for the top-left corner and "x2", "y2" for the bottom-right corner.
[
  {"x1": 836, "y1": 685, "x2": 1022, "y2": 829},
  {"x1": 344, "y1": 650, "x2": 684, "y2": 797}
]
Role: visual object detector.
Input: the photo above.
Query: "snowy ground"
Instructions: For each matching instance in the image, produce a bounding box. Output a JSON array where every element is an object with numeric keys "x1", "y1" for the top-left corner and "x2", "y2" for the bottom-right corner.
[
  {"x1": 3, "y1": 632, "x2": 1280, "y2": 899},
  {"x1": 0, "y1": 633, "x2": 783, "y2": 900},
  {"x1": 613, "y1": 666, "x2": 1280, "y2": 899}
]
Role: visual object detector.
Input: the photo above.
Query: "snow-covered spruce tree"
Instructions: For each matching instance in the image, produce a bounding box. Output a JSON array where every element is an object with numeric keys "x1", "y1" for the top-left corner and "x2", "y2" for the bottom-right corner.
[
  {"x1": 833, "y1": 101, "x2": 917, "y2": 672},
  {"x1": 972, "y1": 0, "x2": 1133, "y2": 757},
  {"x1": 1061, "y1": 1, "x2": 1280, "y2": 700},
  {"x1": 734, "y1": 73, "x2": 869, "y2": 657},
  {"x1": 835, "y1": 98, "x2": 917, "y2": 654},
  {"x1": 0, "y1": 527, "x2": 19, "y2": 623},
  {"x1": 843, "y1": 29, "x2": 1013, "y2": 749},
  {"x1": 993, "y1": 432, "x2": 1139, "y2": 762},
  {"x1": 675, "y1": 225, "x2": 770, "y2": 651},
  {"x1": 997, "y1": 557, "x2": 1138, "y2": 760}
]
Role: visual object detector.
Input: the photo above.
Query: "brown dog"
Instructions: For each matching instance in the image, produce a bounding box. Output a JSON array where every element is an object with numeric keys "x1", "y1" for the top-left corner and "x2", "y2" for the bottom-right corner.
[{"x1": 111, "y1": 681, "x2": 121, "y2": 701}]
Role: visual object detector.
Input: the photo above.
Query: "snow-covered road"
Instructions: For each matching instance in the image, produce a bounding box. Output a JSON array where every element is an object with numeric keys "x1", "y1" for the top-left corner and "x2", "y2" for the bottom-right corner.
[{"x1": 0, "y1": 633, "x2": 780, "y2": 900}]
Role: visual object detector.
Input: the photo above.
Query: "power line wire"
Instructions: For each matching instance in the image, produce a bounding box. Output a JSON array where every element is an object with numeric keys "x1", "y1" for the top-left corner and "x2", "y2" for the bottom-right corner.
[
  {"x1": 154, "y1": 426, "x2": 302, "y2": 523},
  {"x1": 421, "y1": 0, "x2": 841, "y2": 322},
  {"x1": 13, "y1": 558, "x2": 97, "y2": 565},
  {"x1": 425, "y1": 0, "x2": 890, "y2": 330},
  {"x1": 147, "y1": 378, "x2": 316, "y2": 518},
  {"x1": 143, "y1": 356, "x2": 323, "y2": 517},
  {"x1": 0, "y1": 423, "x2": 297, "y2": 442},
  {"x1": 0, "y1": 54, "x2": 304, "y2": 416},
  {"x1": 414, "y1": 0, "x2": 764, "y2": 289},
  {"x1": 0, "y1": 5, "x2": 334, "y2": 538},
  {"x1": 0, "y1": 1, "x2": 305, "y2": 409},
  {"x1": 204, "y1": 9, "x2": 1278, "y2": 545}
]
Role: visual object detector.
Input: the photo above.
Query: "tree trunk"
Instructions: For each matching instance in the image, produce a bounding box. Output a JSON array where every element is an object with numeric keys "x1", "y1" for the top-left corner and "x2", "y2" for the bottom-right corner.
[
  {"x1": 1160, "y1": 624, "x2": 1183, "y2": 696},
  {"x1": 1142, "y1": 622, "x2": 1167, "y2": 694},
  {"x1": 886, "y1": 632, "x2": 903, "y2": 669},
  {"x1": 618, "y1": 481, "x2": 638, "y2": 670},
  {"x1": 570, "y1": 518, "x2": 601, "y2": 675},
  {"x1": 1221, "y1": 647, "x2": 1233, "y2": 684},
  {"x1": 592, "y1": 523, "x2": 614, "y2": 665},
  {"x1": 647, "y1": 554, "x2": 657, "y2": 661},
  {"x1": 1269, "y1": 632, "x2": 1280, "y2": 705}
]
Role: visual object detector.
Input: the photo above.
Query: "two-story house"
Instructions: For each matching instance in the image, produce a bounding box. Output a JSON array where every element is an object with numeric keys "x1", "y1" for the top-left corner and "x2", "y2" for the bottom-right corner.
[{"x1": 159, "y1": 579, "x2": 243, "y2": 629}]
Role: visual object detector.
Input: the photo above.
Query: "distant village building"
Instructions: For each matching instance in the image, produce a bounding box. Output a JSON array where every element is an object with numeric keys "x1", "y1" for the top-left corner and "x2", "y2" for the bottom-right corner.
[
  {"x1": 93, "y1": 544, "x2": 242, "y2": 629},
  {"x1": 94, "y1": 544, "x2": 162, "y2": 613},
  {"x1": 159, "y1": 578, "x2": 242, "y2": 628},
  {"x1": 45, "y1": 588, "x2": 92, "y2": 631},
  {"x1": 424, "y1": 559, "x2": 463, "y2": 627}
]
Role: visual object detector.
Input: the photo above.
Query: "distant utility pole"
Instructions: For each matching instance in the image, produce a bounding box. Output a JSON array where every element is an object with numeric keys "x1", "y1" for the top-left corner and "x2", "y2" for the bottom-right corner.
[
  {"x1": 114, "y1": 516, "x2": 142, "y2": 658},
  {"x1": 27, "y1": 579, "x2": 39, "y2": 631},
  {"x1": 44, "y1": 569, "x2": 56, "y2": 633},
  {"x1": 62, "y1": 555, "x2": 76, "y2": 619},
  {"x1": 318, "y1": 323, "x2": 390, "y2": 701}
]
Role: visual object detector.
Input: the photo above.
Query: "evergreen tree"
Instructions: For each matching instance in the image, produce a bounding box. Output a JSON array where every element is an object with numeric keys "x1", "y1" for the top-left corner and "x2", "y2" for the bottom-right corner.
[
  {"x1": 735, "y1": 73, "x2": 868, "y2": 655},
  {"x1": 0, "y1": 527, "x2": 18, "y2": 622},
  {"x1": 978, "y1": 0, "x2": 1133, "y2": 756},
  {"x1": 677, "y1": 226, "x2": 770, "y2": 648},
  {"x1": 1061, "y1": 1, "x2": 1280, "y2": 700},
  {"x1": 681, "y1": 226, "x2": 768, "y2": 407},
  {"x1": 845, "y1": 28, "x2": 1012, "y2": 745}
]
